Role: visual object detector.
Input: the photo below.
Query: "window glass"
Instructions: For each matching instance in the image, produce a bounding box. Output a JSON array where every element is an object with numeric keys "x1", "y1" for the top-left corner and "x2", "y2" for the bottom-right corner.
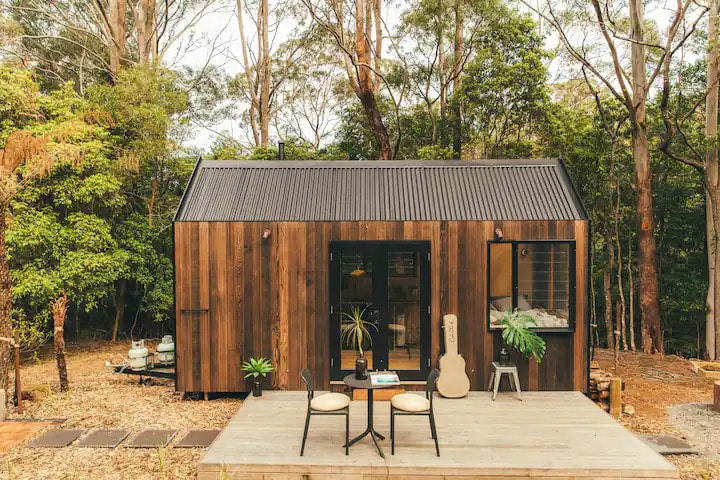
[
  {"x1": 489, "y1": 241, "x2": 572, "y2": 330},
  {"x1": 516, "y1": 243, "x2": 571, "y2": 329}
]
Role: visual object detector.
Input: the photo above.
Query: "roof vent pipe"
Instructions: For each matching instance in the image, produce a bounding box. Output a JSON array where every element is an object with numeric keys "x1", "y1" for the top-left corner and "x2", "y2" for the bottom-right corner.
[{"x1": 278, "y1": 142, "x2": 285, "y2": 160}]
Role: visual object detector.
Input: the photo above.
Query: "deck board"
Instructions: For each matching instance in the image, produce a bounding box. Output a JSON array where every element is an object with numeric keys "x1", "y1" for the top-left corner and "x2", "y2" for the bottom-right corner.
[{"x1": 198, "y1": 391, "x2": 678, "y2": 480}]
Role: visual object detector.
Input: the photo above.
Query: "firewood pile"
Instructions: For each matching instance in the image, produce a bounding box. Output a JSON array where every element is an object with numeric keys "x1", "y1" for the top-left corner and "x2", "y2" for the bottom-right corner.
[{"x1": 589, "y1": 361, "x2": 631, "y2": 414}]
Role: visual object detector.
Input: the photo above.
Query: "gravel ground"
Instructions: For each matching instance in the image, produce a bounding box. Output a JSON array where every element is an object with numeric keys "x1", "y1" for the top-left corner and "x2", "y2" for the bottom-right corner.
[
  {"x1": 0, "y1": 341, "x2": 242, "y2": 480},
  {"x1": 668, "y1": 403, "x2": 720, "y2": 460}
]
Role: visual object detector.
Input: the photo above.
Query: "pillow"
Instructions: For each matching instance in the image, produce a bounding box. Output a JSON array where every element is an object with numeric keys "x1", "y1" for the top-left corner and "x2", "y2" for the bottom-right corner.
[
  {"x1": 491, "y1": 296, "x2": 513, "y2": 312},
  {"x1": 517, "y1": 294, "x2": 532, "y2": 311},
  {"x1": 489, "y1": 303, "x2": 498, "y2": 311}
]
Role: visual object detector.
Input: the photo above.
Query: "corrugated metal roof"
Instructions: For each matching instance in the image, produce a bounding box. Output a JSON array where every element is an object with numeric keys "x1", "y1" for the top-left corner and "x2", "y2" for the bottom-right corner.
[{"x1": 174, "y1": 160, "x2": 587, "y2": 222}]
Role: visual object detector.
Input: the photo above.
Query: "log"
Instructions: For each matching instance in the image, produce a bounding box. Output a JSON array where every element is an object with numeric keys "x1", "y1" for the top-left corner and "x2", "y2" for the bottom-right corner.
[
  {"x1": 597, "y1": 381, "x2": 610, "y2": 391},
  {"x1": 714, "y1": 381, "x2": 720, "y2": 413},
  {"x1": 600, "y1": 390, "x2": 610, "y2": 399},
  {"x1": 610, "y1": 377, "x2": 623, "y2": 417}
]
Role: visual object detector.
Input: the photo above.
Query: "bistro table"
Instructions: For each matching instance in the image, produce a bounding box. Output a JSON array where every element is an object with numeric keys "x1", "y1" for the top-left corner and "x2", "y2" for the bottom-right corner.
[{"x1": 343, "y1": 373, "x2": 396, "y2": 458}]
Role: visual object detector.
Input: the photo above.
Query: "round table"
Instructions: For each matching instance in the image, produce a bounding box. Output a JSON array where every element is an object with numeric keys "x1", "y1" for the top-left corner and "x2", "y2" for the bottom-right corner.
[{"x1": 343, "y1": 373, "x2": 395, "y2": 458}]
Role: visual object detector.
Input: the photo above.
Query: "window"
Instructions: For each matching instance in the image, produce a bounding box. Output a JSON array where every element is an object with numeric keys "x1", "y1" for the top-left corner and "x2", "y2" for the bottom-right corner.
[{"x1": 488, "y1": 241, "x2": 574, "y2": 331}]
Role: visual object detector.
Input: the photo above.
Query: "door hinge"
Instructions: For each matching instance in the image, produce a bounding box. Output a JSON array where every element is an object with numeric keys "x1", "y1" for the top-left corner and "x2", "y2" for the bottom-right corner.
[
  {"x1": 427, "y1": 358, "x2": 431, "y2": 367},
  {"x1": 427, "y1": 305, "x2": 431, "y2": 314},
  {"x1": 427, "y1": 252, "x2": 431, "y2": 261},
  {"x1": 331, "y1": 358, "x2": 334, "y2": 367},
  {"x1": 330, "y1": 305, "x2": 334, "y2": 314},
  {"x1": 330, "y1": 252, "x2": 333, "y2": 261}
]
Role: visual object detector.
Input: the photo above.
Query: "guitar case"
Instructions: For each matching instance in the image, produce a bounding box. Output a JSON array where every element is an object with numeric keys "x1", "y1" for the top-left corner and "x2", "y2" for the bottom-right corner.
[{"x1": 436, "y1": 314, "x2": 471, "y2": 398}]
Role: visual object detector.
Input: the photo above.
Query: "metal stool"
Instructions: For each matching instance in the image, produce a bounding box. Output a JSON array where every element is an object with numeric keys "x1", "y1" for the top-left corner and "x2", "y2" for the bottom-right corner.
[{"x1": 487, "y1": 361, "x2": 522, "y2": 401}]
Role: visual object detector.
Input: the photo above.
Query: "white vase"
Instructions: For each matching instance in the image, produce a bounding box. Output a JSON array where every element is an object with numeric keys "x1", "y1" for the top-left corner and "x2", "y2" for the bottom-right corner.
[
  {"x1": 157, "y1": 335, "x2": 175, "y2": 365},
  {"x1": 128, "y1": 340, "x2": 149, "y2": 371}
]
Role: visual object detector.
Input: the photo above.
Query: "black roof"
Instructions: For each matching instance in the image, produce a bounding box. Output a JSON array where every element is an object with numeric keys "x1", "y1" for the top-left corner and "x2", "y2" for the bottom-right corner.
[{"x1": 174, "y1": 159, "x2": 587, "y2": 222}]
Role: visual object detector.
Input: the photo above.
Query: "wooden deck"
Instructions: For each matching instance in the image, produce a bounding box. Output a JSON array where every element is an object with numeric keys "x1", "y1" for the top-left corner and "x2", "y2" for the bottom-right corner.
[{"x1": 198, "y1": 391, "x2": 678, "y2": 480}]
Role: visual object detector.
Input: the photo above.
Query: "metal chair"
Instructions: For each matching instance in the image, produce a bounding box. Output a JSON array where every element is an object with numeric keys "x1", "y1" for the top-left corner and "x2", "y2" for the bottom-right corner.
[
  {"x1": 300, "y1": 368, "x2": 351, "y2": 456},
  {"x1": 390, "y1": 368, "x2": 440, "y2": 456}
]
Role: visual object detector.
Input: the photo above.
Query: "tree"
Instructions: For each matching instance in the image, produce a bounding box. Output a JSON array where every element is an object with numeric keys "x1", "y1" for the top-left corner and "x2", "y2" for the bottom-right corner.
[
  {"x1": 525, "y1": 0, "x2": 707, "y2": 353},
  {"x1": 0, "y1": 66, "x2": 104, "y2": 396},
  {"x1": 459, "y1": 11, "x2": 549, "y2": 158},
  {"x1": 656, "y1": 0, "x2": 720, "y2": 358},
  {"x1": 1, "y1": 0, "x2": 223, "y2": 86},
  {"x1": 232, "y1": 0, "x2": 315, "y2": 147},
  {"x1": 302, "y1": 0, "x2": 393, "y2": 159}
]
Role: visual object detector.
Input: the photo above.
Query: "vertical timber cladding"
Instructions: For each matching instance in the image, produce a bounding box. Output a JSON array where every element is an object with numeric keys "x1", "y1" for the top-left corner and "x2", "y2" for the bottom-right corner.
[{"x1": 174, "y1": 219, "x2": 588, "y2": 393}]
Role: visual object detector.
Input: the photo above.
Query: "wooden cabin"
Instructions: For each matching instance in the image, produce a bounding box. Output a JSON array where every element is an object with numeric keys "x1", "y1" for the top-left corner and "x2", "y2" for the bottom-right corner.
[{"x1": 173, "y1": 159, "x2": 589, "y2": 395}]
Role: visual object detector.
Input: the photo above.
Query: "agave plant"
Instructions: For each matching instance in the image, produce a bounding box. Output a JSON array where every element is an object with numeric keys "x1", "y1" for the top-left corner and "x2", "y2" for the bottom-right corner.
[
  {"x1": 242, "y1": 357, "x2": 274, "y2": 379},
  {"x1": 340, "y1": 304, "x2": 378, "y2": 357},
  {"x1": 500, "y1": 309, "x2": 547, "y2": 363}
]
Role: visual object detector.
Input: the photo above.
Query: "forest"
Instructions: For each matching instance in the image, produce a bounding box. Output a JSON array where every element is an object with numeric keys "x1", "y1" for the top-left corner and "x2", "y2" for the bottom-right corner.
[{"x1": 0, "y1": 0, "x2": 718, "y2": 395}]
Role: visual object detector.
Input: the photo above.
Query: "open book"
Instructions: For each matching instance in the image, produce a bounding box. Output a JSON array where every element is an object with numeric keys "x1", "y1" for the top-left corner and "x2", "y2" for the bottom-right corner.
[{"x1": 370, "y1": 371, "x2": 400, "y2": 386}]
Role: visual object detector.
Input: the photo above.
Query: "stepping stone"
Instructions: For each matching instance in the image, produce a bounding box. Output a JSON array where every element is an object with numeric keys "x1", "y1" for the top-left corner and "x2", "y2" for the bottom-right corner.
[
  {"x1": 126, "y1": 429, "x2": 176, "y2": 448},
  {"x1": 76, "y1": 429, "x2": 130, "y2": 448},
  {"x1": 174, "y1": 430, "x2": 221, "y2": 448},
  {"x1": 638, "y1": 434, "x2": 699, "y2": 455},
  {"x1": 26, "y1": 429, "x2": 86, "y2": 448}
]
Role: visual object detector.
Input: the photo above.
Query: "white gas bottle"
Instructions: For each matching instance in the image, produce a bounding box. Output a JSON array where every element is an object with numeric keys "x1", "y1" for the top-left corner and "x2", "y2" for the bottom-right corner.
[
  {"x1": 157, "y1": 335, "x2": 175, "y2": 365},
  {"x1": 128, "y1": 340, "x2": 149, "y2": 371}
]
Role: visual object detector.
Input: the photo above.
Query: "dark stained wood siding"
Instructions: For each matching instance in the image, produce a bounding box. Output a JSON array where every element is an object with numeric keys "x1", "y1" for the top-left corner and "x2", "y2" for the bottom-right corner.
[{"x1": 174, "y1": 220, "x2": 589, "y2": 393}]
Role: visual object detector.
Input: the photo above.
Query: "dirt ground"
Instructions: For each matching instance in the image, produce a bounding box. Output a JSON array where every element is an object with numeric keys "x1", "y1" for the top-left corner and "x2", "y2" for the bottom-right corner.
[
  {"x1": 1, "y1": 344, "x2": 719, "y2": 479},
  {"x1": 595, "y1": 349, "x2": 720, "y2": 480},
  {"x1": 0, "y1": 341, "x2": 242, "y2": 480}
]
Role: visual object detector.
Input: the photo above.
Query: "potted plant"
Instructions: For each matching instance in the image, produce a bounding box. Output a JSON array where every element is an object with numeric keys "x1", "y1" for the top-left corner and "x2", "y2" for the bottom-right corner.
[
  {"x1": 242, "y1": 357, "x2": 274, "y2": 397},
  {"x1": 499, "y1": 309, "x2": 547, "y2": 364},
  {"x1": 341, "y1": 305, "x2": 378, "y2": 379}
]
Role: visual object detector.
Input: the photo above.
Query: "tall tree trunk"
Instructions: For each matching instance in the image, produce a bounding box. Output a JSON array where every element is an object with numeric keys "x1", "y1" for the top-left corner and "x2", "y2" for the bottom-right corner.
[
  {"x1": 236, "y1": 0, "x2": 261, "y2": 146},
  {"x1": 373, "y1": 0, "x2": 382, "y2": 94},
  {"x1": 112, "y1": 279, "x2": 127, "y2": 343},
  {"x1": 0, "y1": 203, "x2": 11, "y2": 400},
  {"x1": 52, "y1": 293, "x2": 69, "y2": 393},
  {"x1": 438, "y1": 24, "x2": 447, "y2": 149},
  {"x1": 108, "y1": 0, "x2": 127, "y2": 77},
  {"x1": 706, "y1": 0, "x2": 720, "y2": 359},
  {"x1": 260, "y1": 0, "x2": 271, "y2": 146},
  {"x1": 707, "y1": 195, "x2": 717, "y2": 359},
  {"x1": 614, "y1": 184, "x2": 627, "y2": 351},
  {"x1": 356, "y1": 0, "x2": 391, "y2": 159},
  {"x1": 628, "y1": 236, "x2": 637, "y2": 351},
  {"x1": 604, "y1": 240, "x2": 615, "y2": 350},
  {"x1": 137, "y1": 0, "x2": 157, "y2": 64},
  {"x1": 452, "y1": 0, "x2": 463, "y2": 159},
  {"x1": 629, "y1": 0, "x2": 663, "y2": 353}
]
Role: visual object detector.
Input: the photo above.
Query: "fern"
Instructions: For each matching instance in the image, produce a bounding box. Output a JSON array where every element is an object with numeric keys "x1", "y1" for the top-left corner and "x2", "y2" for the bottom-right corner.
[{"x1": 500, "y1": 309, "x2": 547, "y2": 363}]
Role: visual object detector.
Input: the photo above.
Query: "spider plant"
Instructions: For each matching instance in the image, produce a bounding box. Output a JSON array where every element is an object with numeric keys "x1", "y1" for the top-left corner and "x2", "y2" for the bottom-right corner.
[
  {"x1": 500, "y1": 309, "x2": 547, "y2": 363},
  {"x1": 340, "y1": 304, "x2": 378, "y2": 357}
]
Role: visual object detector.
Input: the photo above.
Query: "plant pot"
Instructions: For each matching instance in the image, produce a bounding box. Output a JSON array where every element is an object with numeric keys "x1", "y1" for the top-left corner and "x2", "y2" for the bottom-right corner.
[
  {"x1": 499, "y1": 347, "x2": 510, "y2": 366},
  {"x1": 355, "y1": 355, "x2": 368, "y2": 380},
  {"x1": 253, "y1": 381, "x2": 263, "y2": 397}
]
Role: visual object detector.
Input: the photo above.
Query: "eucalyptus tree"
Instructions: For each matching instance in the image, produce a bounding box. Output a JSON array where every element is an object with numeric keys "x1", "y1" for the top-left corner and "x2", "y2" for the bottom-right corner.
[
  {"x1": 523, "y1": 0, "x2": 708, "y2": 353},
  {"x1": 0, "y1": 0, "x2": 224, "y2": 87}
]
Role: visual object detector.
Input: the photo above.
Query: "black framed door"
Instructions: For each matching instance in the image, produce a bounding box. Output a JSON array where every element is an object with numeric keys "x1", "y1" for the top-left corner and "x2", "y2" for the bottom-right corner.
[{"x1": 329, "y1": 241, "x2": 431, "y2": 381}]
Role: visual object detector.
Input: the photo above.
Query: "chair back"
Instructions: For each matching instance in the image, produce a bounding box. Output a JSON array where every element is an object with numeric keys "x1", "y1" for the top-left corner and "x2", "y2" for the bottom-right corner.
[
  {"x1": 301, "y1": 368, "x2": 314, "y2": 400},
  {"x1": 426, "y1": 368, "x2": 440, "y2": 406}
]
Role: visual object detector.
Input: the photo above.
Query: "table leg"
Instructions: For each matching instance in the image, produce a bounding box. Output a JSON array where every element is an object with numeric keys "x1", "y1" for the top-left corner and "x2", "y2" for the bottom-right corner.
[{"x1": 345, "y1": 389, "x2": 386, "y2": 458}]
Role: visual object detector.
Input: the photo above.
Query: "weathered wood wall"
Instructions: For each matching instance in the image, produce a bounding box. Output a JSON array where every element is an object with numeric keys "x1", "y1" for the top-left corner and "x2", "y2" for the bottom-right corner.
[{"x1": 174, "y1": 220, "x2": 588, "y2": 393}]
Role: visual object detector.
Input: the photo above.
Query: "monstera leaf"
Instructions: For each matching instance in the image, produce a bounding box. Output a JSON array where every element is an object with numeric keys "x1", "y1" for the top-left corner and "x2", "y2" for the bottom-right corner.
[{"x1": 500, "y1": 309, "x2": 547, "y2": 363}]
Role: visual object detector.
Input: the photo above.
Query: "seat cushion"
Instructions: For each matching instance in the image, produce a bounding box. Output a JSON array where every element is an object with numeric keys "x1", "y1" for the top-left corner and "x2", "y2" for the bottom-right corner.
[
  {"x1": 391, "y1": 393, "x2": 430, "y2": 412},
  {"x1": 310, "y1": 392, "x2": 350, "y2": 412}
]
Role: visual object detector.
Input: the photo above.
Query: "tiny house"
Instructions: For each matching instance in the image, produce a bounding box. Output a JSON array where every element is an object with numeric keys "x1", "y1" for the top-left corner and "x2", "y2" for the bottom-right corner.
[{"x1": 173, "y1": 159, "x2": 589, "y2": 395}]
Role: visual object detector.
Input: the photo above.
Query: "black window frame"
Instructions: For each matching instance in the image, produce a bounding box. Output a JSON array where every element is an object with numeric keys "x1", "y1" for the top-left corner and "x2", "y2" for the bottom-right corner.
[{"x1": 486, "y1": 239, "x2": 576, "y2": 333}]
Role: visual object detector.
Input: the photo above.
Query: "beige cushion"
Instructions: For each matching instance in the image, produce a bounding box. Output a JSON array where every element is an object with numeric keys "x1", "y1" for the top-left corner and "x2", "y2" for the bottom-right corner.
[
  {"x1": 311, "y1": 392, "x2": 350, "y2": 411},
  {"x1": 391, "y1": 393, "x2": 430, "y2": 412}
]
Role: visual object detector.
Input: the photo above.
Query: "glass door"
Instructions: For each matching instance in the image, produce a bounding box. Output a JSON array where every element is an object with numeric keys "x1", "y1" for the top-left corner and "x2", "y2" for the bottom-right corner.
[{"x1": 329, "y1": 241, "x2": 430, "y2": 381}]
